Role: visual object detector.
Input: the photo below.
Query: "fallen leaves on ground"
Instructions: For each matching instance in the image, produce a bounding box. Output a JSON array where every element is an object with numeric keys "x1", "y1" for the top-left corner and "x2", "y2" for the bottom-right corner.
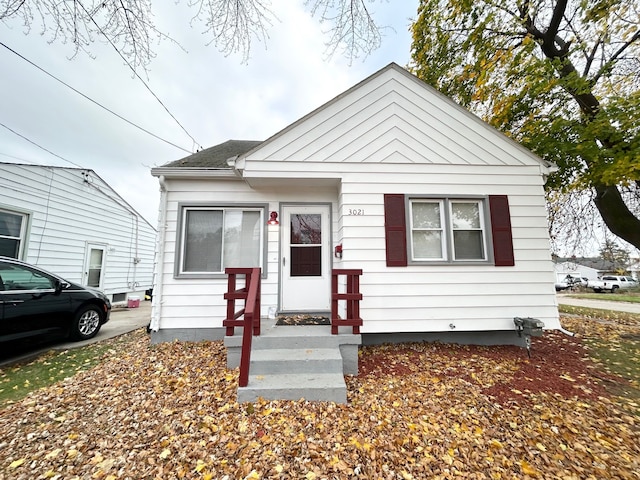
[{"x1": 0, "y1": 315, "x2": 639, "y2": 480}]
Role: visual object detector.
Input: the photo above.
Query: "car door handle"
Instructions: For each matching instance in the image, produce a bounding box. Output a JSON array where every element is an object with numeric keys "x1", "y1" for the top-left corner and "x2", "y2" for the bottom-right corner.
[{"x1": 282, "y1": 257, "x2": 286, "y2": 266}]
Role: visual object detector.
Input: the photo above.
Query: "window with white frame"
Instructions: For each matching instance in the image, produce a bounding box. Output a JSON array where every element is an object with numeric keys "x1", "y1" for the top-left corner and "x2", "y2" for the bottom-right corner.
[
  {"x1": 178, "y1": 206, "x2": 264, "y2": 275},
  {"x1": 0, "y1": 209, "x2": 27, "y2": 259},
  {"x1": 409, "y1": 198, "x2": 488, "y2": 262}
]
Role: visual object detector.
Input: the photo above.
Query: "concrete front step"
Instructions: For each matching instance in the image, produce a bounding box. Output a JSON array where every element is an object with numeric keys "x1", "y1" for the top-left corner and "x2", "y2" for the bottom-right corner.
[
  {"x1": 225, "y1": 318, "x2": 361, "y2": 404},
  {"x1": 249, "y1": 348, "x2": 343, "y2": 375},
  {"x1": 237, "y1": 372, "x2": 347, "y2": 403}
]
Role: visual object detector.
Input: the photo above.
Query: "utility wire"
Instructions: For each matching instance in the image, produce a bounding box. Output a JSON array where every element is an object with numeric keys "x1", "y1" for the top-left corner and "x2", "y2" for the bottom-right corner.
[
  {"x1": 0, "y1": 122, "x2": 84, "y2": 168},
  {"x1": 0, "y1": 41, "x2": 192, "y2": 154},
  {"x1": 75, "y1": 1, "x2": 203, "y2": 151}
]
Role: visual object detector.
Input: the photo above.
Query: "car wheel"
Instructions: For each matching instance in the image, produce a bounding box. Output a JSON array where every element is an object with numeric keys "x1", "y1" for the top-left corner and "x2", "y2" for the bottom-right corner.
[
  {"x1": 72, "y1": 305, "x2": 103, "y2": 340},
  {"x1": 593, "y1": 288, "x2": 601, "y2": 293},
  {"x1": 611, "y1": 285, "x2": 619, "y2": 292}
]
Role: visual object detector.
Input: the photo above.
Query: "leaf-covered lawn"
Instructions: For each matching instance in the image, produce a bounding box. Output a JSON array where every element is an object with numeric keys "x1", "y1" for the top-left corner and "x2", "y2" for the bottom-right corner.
[{"x1": 0, "y1": 314, "x2": 638, "y2": 480}]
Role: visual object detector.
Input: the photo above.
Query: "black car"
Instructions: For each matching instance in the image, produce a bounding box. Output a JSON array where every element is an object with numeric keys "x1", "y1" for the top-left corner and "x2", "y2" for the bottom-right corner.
[{"x1": 0, "y1": 256, "x2": 111, "y2": 343}]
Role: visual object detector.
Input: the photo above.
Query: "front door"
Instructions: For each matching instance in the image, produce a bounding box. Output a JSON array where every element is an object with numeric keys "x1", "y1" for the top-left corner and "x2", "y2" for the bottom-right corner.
[{"x1": 280, "y1": 205, "x2": 331, "y2": 311}]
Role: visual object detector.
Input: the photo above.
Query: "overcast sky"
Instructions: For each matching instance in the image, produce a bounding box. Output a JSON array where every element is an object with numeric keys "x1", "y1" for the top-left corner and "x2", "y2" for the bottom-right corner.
[{"x1": 0, "y1": 1, "x2": 415, "y2": 228}]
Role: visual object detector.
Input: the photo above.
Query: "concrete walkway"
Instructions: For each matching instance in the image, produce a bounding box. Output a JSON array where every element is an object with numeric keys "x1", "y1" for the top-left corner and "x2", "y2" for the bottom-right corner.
[{"x1": 557, "y1": 294, "x2": 640, "y2": 314}]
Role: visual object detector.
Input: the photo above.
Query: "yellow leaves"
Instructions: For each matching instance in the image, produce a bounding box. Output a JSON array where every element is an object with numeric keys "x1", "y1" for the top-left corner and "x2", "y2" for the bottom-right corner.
[
  {"x1": 520, "y1": 460, "x2": 540, "y2": 477},
  {"x1": 1, "y1": 330, "x2": 639, "y2": 480},
  {"x1": 45, "y1": 448, "x2": 62, "y2": 460},
  {"x1": 489, "y1": 439, "x2": 504, "y2": 450},
  {"x1": 9, "y1": 458, "x2": 25, "y2": 468}
]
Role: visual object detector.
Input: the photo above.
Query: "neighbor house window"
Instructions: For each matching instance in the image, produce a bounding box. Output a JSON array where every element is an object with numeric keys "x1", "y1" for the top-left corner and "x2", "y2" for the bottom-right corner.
[
  {"x1": 178, "y1": 206, "x2": 264, "y2": 275},
  {"x1": 409, "y1": 198, "x2": 488, "y2": 262},
  {"x1": 0, "y1": 209, "x2": 27, "y2": 259}
]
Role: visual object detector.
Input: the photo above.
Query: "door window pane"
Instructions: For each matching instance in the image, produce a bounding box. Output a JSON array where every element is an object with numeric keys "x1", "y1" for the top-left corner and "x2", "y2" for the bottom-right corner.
[
  {"x1": 291, "y1": 214, "x2": 321, "y2": 245},
  {"x1": 290, "y1": 246, "x2": 322, "y2": 276},
  {"x1": 87, "y1": 249, "x2": 104, "y2": 287}
]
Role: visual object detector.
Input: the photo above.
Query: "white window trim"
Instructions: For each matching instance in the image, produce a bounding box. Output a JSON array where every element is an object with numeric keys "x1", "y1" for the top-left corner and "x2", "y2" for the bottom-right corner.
[
  {"x1": 0, "y1": 208, "x2": 29, "y2": 259},
  {"x1": 174, "y1": 203, "x2": 267, "y2": 278},
  {"x1": 408, "y1": 196, "x2": 490, "y2": 265}
]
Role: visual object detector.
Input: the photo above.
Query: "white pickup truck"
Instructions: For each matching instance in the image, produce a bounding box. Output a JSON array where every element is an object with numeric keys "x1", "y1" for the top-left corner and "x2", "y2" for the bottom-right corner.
[{"x1": 588, "y1": 275, "x2": 638, "y2": 293}]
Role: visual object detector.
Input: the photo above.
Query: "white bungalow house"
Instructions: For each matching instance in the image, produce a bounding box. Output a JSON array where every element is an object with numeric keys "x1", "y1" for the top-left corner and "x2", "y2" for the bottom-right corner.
[
  {"x1": 150, "y1": 63, "x2": 561, "y2": 347},
  {"x1": 553, "y1": 260, "x2": 600, "y2": 283},
  {"x1": 0, "y1": 163, "x2": 156, "y2": 304}
]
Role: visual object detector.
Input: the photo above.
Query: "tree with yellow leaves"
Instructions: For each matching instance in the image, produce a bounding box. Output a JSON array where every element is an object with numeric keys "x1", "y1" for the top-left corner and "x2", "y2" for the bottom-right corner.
[{"x1": 411, "y1": 0, "x2": 640, "y2": 250}]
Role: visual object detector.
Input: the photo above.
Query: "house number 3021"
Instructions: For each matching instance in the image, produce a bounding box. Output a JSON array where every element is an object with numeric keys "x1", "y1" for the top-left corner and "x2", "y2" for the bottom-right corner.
[{"x1": 348, "y1": 209, "x2": 364, "y2": 215}]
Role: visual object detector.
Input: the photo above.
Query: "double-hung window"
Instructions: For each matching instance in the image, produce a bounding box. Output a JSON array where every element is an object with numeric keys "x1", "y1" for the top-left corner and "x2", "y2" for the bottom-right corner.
[
  {"x1": 0, "y1": 209, "x2": 27, "y2": 259},
  {"x1": 409, "y1": 198, "x2": 488, "y2": 263},
  {"x1": 178, "y1": 206, "x2": 265, "y2": 276}
]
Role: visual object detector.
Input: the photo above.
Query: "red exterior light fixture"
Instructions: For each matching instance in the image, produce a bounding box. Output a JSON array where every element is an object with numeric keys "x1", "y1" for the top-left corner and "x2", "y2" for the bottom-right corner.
[{"x1": 267, "y1": 211, "x2": 279, "y2": 225}]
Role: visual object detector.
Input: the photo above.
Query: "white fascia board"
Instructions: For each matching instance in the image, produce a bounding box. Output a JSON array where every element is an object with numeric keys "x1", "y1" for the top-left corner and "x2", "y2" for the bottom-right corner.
[{"x1": 150, "y1": 168, "x2": 240, "y2": 180}]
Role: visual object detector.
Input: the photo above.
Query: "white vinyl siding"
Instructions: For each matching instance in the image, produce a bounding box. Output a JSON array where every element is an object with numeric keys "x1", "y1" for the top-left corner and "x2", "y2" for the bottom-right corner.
[{"x1": 0, "y1": 163, "x2": 156, "y2": 297}]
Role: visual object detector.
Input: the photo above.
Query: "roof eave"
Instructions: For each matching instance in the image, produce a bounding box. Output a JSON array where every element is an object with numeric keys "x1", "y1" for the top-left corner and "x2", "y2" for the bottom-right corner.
[{"x1": 150, "y1": 167, "x2": 239, "y2": 179}]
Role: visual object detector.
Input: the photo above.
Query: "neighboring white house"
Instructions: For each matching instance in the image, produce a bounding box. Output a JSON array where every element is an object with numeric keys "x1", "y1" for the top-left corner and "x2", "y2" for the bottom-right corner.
[
  {"x1": 553, "y1": 260, "x2": 600, "y2": 282},
  {"x1": 0, "y1": 162, "x2": 156, "y2": 303},
  {"x1": 150, "y1": 63, "x2": 561, "y2": 345}
]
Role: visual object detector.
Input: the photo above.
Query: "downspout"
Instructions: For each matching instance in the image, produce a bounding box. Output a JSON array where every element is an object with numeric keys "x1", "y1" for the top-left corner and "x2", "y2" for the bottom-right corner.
[{"x1": 150, "y1": 175, "x2": 168, "y2": 332}]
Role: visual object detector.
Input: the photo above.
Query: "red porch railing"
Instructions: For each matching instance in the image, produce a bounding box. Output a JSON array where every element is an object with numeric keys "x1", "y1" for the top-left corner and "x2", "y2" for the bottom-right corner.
[
  {"x1": 331, "y1": 269, "x2": 363, "y2": 334},
  {"x1": 223, "y1": 267, "x2": 261, "y2": 387}
]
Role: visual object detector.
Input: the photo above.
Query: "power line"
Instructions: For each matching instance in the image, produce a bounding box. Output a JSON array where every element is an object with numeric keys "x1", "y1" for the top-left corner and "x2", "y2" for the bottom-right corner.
[
  {"x1": 0, "y1": 122, "x2": 84, "y2": 168},
  {"x1": 75, "y1": 1, "x2": 203, "y2": 151},
  {"x1": 0, "y1": 41, "x2": 193, "y2": 154}
]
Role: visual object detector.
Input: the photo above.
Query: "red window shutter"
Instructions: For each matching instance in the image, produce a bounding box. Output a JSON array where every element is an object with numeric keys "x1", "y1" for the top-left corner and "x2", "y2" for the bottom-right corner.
[
  {"x1": 489, "y1": 195, "x2": 515, "y2": 267},
  {"x1": 384, "y1": 194, "x2": 408, "y2": 267}
]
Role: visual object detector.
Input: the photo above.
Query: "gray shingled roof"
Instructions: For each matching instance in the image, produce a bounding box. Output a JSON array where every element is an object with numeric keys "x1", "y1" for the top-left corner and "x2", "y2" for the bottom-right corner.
[{"x1": 163, "y1": 140, "x2": 262, "y2": 168}]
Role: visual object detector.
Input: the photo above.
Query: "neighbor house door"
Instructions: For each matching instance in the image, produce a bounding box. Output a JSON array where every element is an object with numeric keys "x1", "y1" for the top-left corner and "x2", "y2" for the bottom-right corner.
[
  {"x1": 280, "y1": 205, "x2": 331, "y2": 311},
  {"x1": 84, "y1": 244, "x2": 106, "y2": 289}
]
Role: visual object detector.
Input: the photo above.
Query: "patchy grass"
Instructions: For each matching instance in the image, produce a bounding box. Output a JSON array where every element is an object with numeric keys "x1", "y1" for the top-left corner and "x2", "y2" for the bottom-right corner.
[
  {"x1": 0, "y1": 331, "x2": 143, "y2": 408},
  {"x1": 558, "y1": 304, "x2": 640, "y2": 323},
  {"x1": 560, "y1": 309, "x2": 640, "y2": 414},
  {"x1": 586, "y1": 335, "x2": 640, "y2": 399},
  {"x1": 567, "y1": 291, "x2": 640, "y2": 303}
]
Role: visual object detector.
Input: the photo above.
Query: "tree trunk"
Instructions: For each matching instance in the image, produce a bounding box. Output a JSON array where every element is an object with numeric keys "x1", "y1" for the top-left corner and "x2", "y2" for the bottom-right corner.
[{"x1": 594, "y1": 184, "x2": 640, "y2": 249}]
